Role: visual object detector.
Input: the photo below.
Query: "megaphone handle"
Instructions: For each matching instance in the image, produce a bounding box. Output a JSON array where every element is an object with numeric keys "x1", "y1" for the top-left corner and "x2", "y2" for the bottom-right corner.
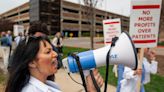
[
  {"x1": 90, "y1": 70, "x2": 101, "y2": 92},
  {"x1": 70, "y1": 53, "x2": 88, "y2": 92}
]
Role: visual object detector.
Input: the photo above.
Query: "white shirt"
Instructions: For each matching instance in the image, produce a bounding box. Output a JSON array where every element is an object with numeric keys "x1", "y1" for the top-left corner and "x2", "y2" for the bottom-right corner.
[
  {"x1": 142, "y1": 58, "x2": 158, "y2": 84},
  {"x1": 120, "y1": 67, "x2": 139, "y2": 92},
  {"x1": 52, "y1": 37, "x2": 63, "y2": 47},
  {"x1": 14, "y1": 36, "x2": 24, "y2": 45},
  {"x1": 120, "y1": 57, "x2": 158, "y2": 92},
  {"x1": 22, "y1": 76, "x2": 62, "y2": 92}
]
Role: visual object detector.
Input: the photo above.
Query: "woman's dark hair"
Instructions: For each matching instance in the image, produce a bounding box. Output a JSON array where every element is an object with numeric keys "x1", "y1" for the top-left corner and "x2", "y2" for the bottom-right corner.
[
  {"x1": 5, "y1": 36, "x2": 51, "y2": 92},
  {"x1": 29, "y1": 21, "x2": 50, "y2": 35}
]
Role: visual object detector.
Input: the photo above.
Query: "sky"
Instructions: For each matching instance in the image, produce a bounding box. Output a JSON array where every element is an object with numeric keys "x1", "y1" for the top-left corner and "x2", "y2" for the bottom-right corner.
[
  {"x1": 0, "y1": 0, "x2": 131, "y2": 16},
  {"x1": 0, "y1": 0, "x2": 29, "y2": 14}
]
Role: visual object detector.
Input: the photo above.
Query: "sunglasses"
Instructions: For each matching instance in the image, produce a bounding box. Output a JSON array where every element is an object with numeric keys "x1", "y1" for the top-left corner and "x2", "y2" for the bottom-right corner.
[{"x1": 25, "y1": 35, "x2": 48, "y2": 45}]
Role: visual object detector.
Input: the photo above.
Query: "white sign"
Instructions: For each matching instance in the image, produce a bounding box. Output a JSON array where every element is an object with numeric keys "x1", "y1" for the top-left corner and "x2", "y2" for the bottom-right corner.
[
  {"x1": 14, "y1": 25, "x2": 24, "y2": 36},
  {"x1": 103, "y1": 18, "x2": 121, "y2": 46},
  {"x1": 129, "y1": 0, "x2": 162, "y2": 48}
]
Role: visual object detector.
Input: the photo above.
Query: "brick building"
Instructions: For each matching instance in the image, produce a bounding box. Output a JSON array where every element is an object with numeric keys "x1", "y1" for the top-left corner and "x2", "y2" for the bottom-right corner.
[
  {"x1": 0, "y1": 0, "x2": 163, "y2": 41},
  {"x1": 0, "y1": 0, "x2": 129, "y2": 37}
]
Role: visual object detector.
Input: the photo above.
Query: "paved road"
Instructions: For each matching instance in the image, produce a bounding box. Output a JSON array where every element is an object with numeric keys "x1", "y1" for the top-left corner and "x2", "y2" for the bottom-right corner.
[
  {"x1": 1, "y1": 37, "x2": 163, "y2": 92},
  {"x1": 63, "y1": 37, "x2": 164, "y2": 56},
  {"x1": 56, "y1": 68, "x2": 116, "y2": 92},
  {"x1": 0, "y1": 59, "x2": 5, "y2": 72},
  {"x1": 63, "y1": 37, "x2": 104, "y2": 49}
]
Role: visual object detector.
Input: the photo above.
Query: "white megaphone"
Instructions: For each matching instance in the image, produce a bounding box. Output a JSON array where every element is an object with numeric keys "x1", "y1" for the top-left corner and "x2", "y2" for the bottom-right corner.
[{"x1": 62, "y1": 32, "x2": 138, "y2": 73}]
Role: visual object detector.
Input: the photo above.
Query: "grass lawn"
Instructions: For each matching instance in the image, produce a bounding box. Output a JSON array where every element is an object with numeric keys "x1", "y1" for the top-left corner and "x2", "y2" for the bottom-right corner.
[
  {"x1": 158, "y1": 42, "x2": 164, "y2": 46},
  {"x1": 0, "y1": 74, "x2": 5, "y2": 84},
  {"x1": 0, "y1": 46, "x2": 163, "y2": 92},
  {"x1": 144, "y1": 74, "x2": 164, "y2": 92},
  {"x1": 0, "y1": 70, "x2": 6, "y2": 85},
  {"x1": 63, "y1": 46, "x2": 164, "y2": 92}
]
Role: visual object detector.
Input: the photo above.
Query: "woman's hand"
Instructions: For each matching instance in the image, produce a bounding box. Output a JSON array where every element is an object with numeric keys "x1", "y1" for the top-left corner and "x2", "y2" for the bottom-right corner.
[
  {"x1": 148, "y1": 49, "x2": 156, "y2": 61},
  {"x1": 86, "y1": 69, "x2": 104, "y2": 92},
  {"x1": 134, "y1": 69, "x2": 142, "y2": 76}
]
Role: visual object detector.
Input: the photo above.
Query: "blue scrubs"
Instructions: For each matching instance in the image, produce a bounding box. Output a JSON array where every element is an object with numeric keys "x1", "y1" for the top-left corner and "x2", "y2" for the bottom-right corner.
[{"x1": 116, "y1": 64, "x2": 124, "y2": 92}]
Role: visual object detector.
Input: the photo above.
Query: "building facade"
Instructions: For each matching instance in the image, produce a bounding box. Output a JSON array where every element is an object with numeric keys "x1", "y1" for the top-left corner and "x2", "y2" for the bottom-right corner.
[
  {"x1": 0, "y1": 0, "x2": 163, "y2": 40},
  {"x1": 61, "y1": 1, "x2": 129, "y2": 37},
  {"x1": 0, "y1": 0, "x2": 129, "y2": 37},
  {"x1": 0, "y1": 2, "x2": 30, "y2": 31},
  {"x1": 29, "y1": 0, "x2": 130, "y2": 37},
  {"x1": 30, "y1": 0, "x2": 61, "y2": 34}
]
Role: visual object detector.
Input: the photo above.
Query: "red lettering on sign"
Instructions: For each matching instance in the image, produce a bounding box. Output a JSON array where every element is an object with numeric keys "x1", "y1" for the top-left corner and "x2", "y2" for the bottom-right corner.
[
  {"x1": 138, "y1": 16, "x2": 153, "y2": 21},
  {"x1": 138, "y1": 28, "x2": 151, "y2": 33},
  {"x1": 142, "y1": 10, "x2": 151, "y2": 15},
  {"x1": 132, "y1": 34, "x2": 156, "y2": 39},
  {"x1": 134, "y1": 22, "x2": 155, "y2": 27}
]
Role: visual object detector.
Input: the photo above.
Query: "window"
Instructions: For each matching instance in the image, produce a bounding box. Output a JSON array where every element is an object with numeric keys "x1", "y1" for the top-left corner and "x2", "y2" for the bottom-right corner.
[
  {"x1": 96, "y1": 23, "x2": 102, "y2": 26},
  {"x1": 23, "y1": 20, "x2": 29, "y2": 23},
  {"x1": 20, "y1": 9, "x2": 29, "y2": 14},
  {"x1": 82, "y1": 21, "x2": 89, "y2": 24},
  {"x1": 63, "y1": 19, "x2": 78, "y2": 24},
  {"x1": 63, "y1": 8, "x2": 79, "y2": 13}
]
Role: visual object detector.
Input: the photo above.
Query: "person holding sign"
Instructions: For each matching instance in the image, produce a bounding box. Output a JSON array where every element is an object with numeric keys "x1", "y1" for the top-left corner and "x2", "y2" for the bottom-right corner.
[{"x1": 116, "y1": 48, "x2": 158, "y2": 92}]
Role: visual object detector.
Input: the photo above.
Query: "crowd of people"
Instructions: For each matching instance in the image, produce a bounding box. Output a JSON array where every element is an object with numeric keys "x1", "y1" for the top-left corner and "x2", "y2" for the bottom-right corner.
[
  {"x1": 1, "y1": 21, "x2": 103, "y2": 92},
  {"x1": 0, "y1": 21, "x2": 159, "y2": 92}
]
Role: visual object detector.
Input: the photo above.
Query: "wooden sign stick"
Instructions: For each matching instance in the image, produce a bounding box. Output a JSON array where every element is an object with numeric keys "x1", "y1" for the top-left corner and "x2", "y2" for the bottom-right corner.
[{"x1": 137, "y1": 48, "x2": 144, "y2": 92}]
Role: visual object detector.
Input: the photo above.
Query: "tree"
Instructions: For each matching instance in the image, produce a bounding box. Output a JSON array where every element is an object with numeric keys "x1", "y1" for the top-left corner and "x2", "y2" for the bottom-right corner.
[
  {"x1": 0, "y1": 18, "x2": 14, "y2": 32},
  {"x1": 159, "y1": 1, "x2": 164, "y2": 41},
  {"x1": 81, "y1": 0, "x2": 103, "y2": 49}
]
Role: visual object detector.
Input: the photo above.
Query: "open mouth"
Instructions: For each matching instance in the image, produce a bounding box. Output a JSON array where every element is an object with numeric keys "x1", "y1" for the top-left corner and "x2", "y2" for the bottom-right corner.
[{"x1": 51, "y1": 60, "x2": 58, "y2": 68}]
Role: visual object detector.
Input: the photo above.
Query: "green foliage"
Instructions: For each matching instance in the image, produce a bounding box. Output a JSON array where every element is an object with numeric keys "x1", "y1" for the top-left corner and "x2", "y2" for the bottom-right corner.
[
  {"x1": 63, "y1": 46, "x2": 89, "y2": 58},
  {"x1": 63, "y1": 46, "x2": 117, "y2": 86},
  {"x1": 48, "y1": 35, "x2": 54, "y2": 40},
  {"x1": 1, "y1": 46, "x2": 163, "y2": 92},
  {"x1": 144, "y1": 74, "x2": 164, "y2": 92},
  {"x1": 98, "y1": 66, "x2": 118, "y2": 86},
  {"x1": 0, "y1": 70, "x2": 6, "y2": 84},
  {"x1": 0, "y1": 75, "x2": 5, "y2": 84},
  {"x1": 158, "y1": 41, "x2": 164, "y2": 46},
  {"x1": 63, "y1": 46, "x2": 164, "y2": 91}
]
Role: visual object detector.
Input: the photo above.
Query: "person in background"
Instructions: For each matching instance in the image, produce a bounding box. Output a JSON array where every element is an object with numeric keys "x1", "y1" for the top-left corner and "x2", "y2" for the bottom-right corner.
[
  {"x1": 8, "y1": 21, "x2": 61, "y2": 81},
  {"x1": 6, "y1": 30, "x2": 13, "y2": 59},
  {"x1": 0, "y1": 31, "x2": 10, "y2": 73},
  {"x1": 114, "y1": 64, "x2": 124, "y2": 92},
  {"x1": 5, "y1": 33, "x2": 103, "y2": 92},
  {"x1": 52, "y1": 32, "x2": 63, "y2": 56},
  {"x1": 14, "y1": 32, "x2": 25, "y2": 45},
  {"x1": 6, "y1": 30, "x2": 12, "y2": 47},
  {"x1": 116, "y1": 48, "x2": 158, "y2": 92},
  {"x1": 142, "y1": 48, "x2": 158, "y2": 84}
]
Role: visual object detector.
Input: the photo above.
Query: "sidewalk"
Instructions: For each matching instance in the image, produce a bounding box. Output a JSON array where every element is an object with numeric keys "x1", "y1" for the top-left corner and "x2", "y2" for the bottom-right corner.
[
  {"x1": 63, "y1": 37, "x2": 164, "y2": 56},
  {"x1": 59, "y1": 37, "x2": 117, "y2": 91},
  {"x1": 0, "y1": 59, "x2": 116, "y2": 92},
  {"x1": 55, "y1": 68, "x2": 116, "y2": 92},
  {"x1": 0, "y1": 41, "x2": 116, "y2": 92}
]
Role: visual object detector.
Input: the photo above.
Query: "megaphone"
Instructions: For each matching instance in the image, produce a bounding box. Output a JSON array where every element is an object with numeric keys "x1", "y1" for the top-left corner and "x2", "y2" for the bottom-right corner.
[{"x1": 62, "y1": 32, "x2": 138, "y2": 73}]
